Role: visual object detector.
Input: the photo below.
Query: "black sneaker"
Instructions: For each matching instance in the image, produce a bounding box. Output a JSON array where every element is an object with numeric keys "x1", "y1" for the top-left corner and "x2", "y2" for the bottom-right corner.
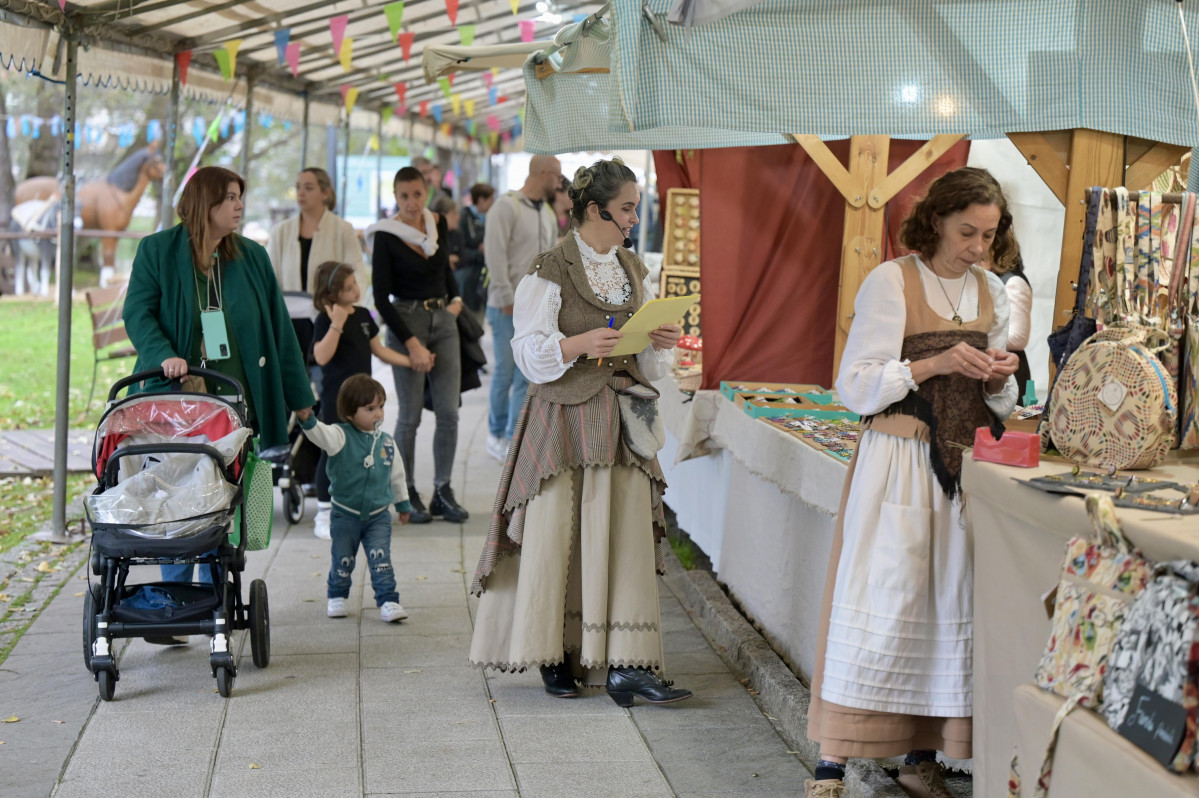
[
  {"x1": 429, "y1": 484, "x2": 469, "y2": 523},
  {"x1": 406, "y1": 486, "x2": 432, "y2": 524}
]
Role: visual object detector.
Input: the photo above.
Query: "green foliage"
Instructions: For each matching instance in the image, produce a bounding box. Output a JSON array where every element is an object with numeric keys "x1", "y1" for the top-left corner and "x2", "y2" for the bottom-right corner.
[
  {"x1": 669, "y1": 535, "x2": 699, "y2": 571},
  {"x1": 0, "y1": 473, "x2": 91, "y2": 555}
]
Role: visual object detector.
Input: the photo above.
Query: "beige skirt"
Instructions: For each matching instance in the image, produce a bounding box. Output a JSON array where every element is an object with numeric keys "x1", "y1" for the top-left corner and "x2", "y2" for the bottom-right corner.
[{"x1": 469, "y1": 464, "x2": 665, "y2": 686}]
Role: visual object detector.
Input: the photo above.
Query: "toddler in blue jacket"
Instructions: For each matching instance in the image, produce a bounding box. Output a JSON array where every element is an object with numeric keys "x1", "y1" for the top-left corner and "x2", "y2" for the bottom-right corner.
[{"x1": 296, "y1": 374, "x2": 412, "y2": 623}]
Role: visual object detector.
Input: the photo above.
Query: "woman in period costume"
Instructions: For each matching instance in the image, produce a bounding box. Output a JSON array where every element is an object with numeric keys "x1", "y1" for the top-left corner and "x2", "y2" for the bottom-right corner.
[
  {"x1": 468, "y1": 158, "x2": 693, "y2": 707},
  {"x1": 805, "y1": 167, "x2": 1020, "y2": 798}
]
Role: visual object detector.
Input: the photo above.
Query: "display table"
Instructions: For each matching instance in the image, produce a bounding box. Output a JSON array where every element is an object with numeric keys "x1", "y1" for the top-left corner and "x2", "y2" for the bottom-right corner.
[
  {"x1": 963, "y1": 455, "x2": 1199, "y2": 798},
  {"x1": 654, "y1": 377, "x2": 847, "y2": 679}
]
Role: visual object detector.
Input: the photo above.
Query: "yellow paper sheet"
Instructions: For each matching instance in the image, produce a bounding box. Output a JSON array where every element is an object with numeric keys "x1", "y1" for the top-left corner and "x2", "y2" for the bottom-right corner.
[{"x1": 589, "y1": 294, "x2": 700, "y2": 358}]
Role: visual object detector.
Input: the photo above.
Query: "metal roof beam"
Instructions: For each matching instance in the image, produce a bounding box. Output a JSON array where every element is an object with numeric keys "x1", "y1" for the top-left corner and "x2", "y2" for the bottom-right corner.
[{"x1": 138, "y1": 0, "x2": 260, "y2": 36}]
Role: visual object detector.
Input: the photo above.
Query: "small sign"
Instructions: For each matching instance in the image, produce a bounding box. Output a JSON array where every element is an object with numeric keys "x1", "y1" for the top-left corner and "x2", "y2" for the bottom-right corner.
[{"x1": 1116, "y1": 681, "x2": 1188, "y2": 767}]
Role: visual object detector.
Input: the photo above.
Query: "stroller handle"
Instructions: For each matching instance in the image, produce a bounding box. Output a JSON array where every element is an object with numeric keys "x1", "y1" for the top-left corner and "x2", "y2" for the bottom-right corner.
[{"x1": 109, "y1": 367, "x2": 246, "y2": 402}]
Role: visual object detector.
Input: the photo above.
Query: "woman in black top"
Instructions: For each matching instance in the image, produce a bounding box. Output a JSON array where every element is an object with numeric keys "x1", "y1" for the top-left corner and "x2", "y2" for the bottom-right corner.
[{"x1": 366, "y1": 166, "x2": 468, "y2": 524}]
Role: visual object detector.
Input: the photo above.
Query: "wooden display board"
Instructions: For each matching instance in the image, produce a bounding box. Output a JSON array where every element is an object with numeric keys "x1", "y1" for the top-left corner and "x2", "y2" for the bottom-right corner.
[{"x1": 660, "y1": 188, "x2": 702, "y2": 338}]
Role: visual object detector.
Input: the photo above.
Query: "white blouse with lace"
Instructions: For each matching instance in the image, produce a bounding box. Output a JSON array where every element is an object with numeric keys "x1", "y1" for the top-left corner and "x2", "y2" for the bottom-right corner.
[{"x1": 511, "y1": 231, "x2": 673, "y2": 384}]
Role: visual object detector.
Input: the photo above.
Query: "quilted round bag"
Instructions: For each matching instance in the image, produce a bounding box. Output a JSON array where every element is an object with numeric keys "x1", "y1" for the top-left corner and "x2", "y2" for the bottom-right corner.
[{"x1": 1049, "y1": 326, "x2": 1177, "y2": 470}]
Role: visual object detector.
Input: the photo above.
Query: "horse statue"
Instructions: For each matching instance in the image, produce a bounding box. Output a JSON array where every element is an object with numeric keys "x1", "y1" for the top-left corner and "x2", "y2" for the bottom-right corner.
[
  {"x1": 14, "y1": 143, "x2": 166, "y2": 271},
  {"x1": 5, "y1": 199, "x2": 57, "y2": 296}
]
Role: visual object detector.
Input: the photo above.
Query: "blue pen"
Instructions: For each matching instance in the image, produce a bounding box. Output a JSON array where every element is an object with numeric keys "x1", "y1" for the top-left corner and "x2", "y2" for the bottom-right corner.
[{"x1": 597, "y1": 316, "x2": 615, "y2": 367}]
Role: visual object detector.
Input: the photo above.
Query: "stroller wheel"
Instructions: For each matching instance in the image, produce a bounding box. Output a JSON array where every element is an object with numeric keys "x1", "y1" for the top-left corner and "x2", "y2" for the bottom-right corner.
[
  {"x1": 215, "y1": 666, "x2": 234, "y2": 697},
  {"x1": 97, "y1": 669, "x2": 116, "y2": 701},
  {"x1": 284, "y1": 482, "x2": 305, "y2": 524},
  {"x1": 82, "y1": 584, "x2": 101, "y2": 673},
  {"x1": 249, "y1": 579, "x2": 270, "y2": 668}
]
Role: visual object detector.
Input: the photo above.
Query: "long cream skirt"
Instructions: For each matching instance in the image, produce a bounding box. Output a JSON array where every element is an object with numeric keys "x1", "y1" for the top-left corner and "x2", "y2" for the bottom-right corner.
[{"x1": 469, "y1": 464, "x2": 665, "y2": 686}]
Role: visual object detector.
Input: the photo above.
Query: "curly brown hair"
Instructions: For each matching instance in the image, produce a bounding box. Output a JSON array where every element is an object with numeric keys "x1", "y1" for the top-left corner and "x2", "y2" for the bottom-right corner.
[{"x1": 899, "y1": 167, "x2": 1018, "y2": 271}]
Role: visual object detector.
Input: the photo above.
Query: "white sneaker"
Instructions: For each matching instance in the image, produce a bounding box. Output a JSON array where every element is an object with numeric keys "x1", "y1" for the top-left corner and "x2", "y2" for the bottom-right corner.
[
  {"x1": 380, "y1": 601, "x2": 408, "y2": 623},
  {"x1": 314, "y1": 503, "x2": 331, "y2": 540},
  {"x1": 486, "y1": 435, "x2": 509, "y2": 463},
  {"x1": 326, "y1": 597, "x2": 347, "y2": 618}
]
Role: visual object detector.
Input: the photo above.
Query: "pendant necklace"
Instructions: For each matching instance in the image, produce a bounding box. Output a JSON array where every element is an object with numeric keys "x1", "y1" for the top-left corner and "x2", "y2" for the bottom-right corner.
[{"x1": 931, "y1": 259, "x2": 967, "y2": 325}]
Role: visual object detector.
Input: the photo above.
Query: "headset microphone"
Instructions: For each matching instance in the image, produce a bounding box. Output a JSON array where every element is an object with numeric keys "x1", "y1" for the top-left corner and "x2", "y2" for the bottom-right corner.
[{"x1": 598, "y1": 210, "x2": 633, "y2": 249}]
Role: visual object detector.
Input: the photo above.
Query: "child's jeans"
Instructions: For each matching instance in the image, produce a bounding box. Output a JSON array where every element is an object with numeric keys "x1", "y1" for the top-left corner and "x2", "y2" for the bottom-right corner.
[{"x1": 328, "y1": 507, "x2": 399, "y2": 606}]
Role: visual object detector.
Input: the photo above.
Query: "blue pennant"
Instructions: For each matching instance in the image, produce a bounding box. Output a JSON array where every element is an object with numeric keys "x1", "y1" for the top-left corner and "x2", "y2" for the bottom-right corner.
[
  {"x1": 192, "y1": 117, "x2": 206, "y2": 147},
  {"x1": 273, "y1": 28, "x2": 291, "y2": 66},
  {"x1": 147, "y1": 119, "x2": 162, "y2": 142}
]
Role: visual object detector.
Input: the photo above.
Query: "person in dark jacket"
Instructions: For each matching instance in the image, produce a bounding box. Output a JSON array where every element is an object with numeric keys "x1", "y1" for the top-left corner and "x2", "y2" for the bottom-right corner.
[{"x1": 457, "y1": 183, "x2": 495, "y2": 314}]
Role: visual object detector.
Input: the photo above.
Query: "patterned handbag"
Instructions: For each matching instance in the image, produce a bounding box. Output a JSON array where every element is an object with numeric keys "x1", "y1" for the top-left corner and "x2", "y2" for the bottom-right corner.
[
  {"x1": 239, "y1": 443, "x2": 274, "y2": 551},
  {"x1": 1182, "y1": 211, "x2": 1199, "y2": 448},
  {"x1": 1103, "y1": 560, "x2": 1199, "y2": 772},
  {"x1": 1048, "y1": 326, "x2": 1178, "y2": 470},
  {"x1": 1029, "y1": 494, "x2": 1153, "y2": 796}
]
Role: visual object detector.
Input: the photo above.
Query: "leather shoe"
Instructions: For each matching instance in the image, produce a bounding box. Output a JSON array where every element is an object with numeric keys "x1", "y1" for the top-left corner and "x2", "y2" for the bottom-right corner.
[
  {"x1": 429, "y1": 484, "x2": 469, "y2": 523},
  {"x1": 539, "y1": 662, "x2": 580, "y2": 698},
  {"x1": 406, "y1": 486, "x2": 431, "y2": 524},
  {"x1": 606, "y1": 666, "x2": 693, "y2": 707}
]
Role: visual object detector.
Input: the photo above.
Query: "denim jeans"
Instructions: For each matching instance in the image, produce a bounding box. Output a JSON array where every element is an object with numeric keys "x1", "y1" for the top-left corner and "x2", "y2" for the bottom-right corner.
[
  {"x1": 327, "y1": 507, "x2": 398, "y2": 606},
  {"x1": 160, "y1": 558, "x2": 215, "y2": 584},
  {"x1": 486, "y1": 305, "x2": 529, "y2": 440},
  {"x1": 387, "y1": 303, "x2": 461, "y2": 488}
]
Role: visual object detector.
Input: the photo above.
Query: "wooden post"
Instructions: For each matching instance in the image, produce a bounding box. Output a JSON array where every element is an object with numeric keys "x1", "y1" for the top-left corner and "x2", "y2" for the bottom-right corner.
[{"x1": 835, "y1": 136, "x2": 890, "y2": 371}]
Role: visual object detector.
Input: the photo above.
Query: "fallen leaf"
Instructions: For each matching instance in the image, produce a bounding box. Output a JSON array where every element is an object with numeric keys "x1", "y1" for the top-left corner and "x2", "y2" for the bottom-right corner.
[
  {"x1": 303, "y1": 599, "x2": 316, "y2": 603},
  {"x1": 74, "y1": 592, "x2": 84, "y2": 597},
  {"x1": 450, "y1": 568, "x2": 466, "y2": 574},
  {"x1": 310, "y1": 572, "x2": 322, "y2": 577},
  {"x1": 415, "y1": 576, "x2": 428, "y2": 581},
  {"x1": 249, "y1": 763, "x2": 261, "y2": 769},
  {"x1": 35, "y1": 561, "x2": 57, "y2": 573},
  {"x1": 0, "y1": 594, "x2": 8, "y2": 602},
  {"x1": 51, "y1": 720, "x2": 64, "y2": 724},
  {"x1": 403, "y1": 669, "x2": 422, "y2": 674},
  {"x1": 452, "y1": 720, "x2": 478, "y2": 725},
  {"x1": 2, "y1": 716, "x2": 18, "y2": 723}
]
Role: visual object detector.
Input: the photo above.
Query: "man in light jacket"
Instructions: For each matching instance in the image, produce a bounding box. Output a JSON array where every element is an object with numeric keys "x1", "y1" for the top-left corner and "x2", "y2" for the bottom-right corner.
[{"x1": 483, "y1": 155, "x2": 561, "y2": 461}]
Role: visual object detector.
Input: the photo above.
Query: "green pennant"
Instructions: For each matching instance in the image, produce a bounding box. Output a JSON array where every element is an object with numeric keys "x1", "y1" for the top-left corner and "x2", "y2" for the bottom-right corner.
[
  {"x1": 438, "y1": 77, "x2": 452, "y2": 99},
  {"x1": 206, "y1": 115, "x2": 222, "y2": 142},
  {"x1": 381, "y1": 106, "x2": 394, "y2": 123},
  {"x1": 458, "y1": 24, "x2": 476, "y2": 47},
  {"x1": 384, "y1": 2, "x2": 405, "y2": 40},
  {"x1": 213, "y1": 49, "x2": 232, "y2": 81}
]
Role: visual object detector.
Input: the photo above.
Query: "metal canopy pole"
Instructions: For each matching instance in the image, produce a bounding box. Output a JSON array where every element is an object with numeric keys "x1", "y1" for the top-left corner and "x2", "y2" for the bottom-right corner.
[
  {"x1": 159, "y1": 52, "x2": 181, "y2": 230},
  {"x1": 240, "y1": 72, "x2": 255, "y2": 179},
  {"x1": 300, "y1": 91, "x2": 310, "y2": 168},
  {"x1": 44, "y1": 34, "x2": 79, "y2": 542},
  {"x1": 374, "y1": 111, "x2": 383, "y2": 219},
  {"x1": 339, "y1": 112, "x2": 350, "y2": 218}
]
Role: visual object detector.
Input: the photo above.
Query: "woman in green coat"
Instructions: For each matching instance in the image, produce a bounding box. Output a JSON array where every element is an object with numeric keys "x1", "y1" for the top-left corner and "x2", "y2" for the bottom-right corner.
[{"x1": 123, "y1": 166, "x2": 314, "y2": 613}]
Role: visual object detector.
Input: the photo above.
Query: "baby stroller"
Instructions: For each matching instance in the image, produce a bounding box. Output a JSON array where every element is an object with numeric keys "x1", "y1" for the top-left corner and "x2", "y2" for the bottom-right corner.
[
  {"x1": 82, "y1": 367, "x2": 270, "y2": 700},
  {"x1": 271, "y1": 290, "x2": 322, "y2": 523}
]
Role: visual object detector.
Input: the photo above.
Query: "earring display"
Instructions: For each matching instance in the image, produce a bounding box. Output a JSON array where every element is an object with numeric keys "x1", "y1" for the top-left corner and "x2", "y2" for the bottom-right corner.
[
  {"x1": 660, "y1": 188, "x2": 702, "y2": 340},
  {"x1": 764, "y1": 415, "x2": 861, "y2": 463}
]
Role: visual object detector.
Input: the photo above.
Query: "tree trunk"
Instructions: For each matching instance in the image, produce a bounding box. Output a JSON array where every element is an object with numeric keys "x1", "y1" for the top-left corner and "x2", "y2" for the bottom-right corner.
[{"x1": 25, "y1": 81, "x2": 61, "y2": 179}]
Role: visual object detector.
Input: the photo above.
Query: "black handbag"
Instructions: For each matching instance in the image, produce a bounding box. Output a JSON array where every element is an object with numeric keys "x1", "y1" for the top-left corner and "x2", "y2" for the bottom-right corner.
[{"x1": 1047, "y1": 188, "x2": 1101, "y2": 369}]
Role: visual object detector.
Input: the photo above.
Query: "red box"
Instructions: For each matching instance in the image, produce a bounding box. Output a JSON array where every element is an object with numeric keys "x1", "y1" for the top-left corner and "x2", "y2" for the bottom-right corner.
[{"x1": 972, "y1": 427, "x2": 1039, "y2": 468}]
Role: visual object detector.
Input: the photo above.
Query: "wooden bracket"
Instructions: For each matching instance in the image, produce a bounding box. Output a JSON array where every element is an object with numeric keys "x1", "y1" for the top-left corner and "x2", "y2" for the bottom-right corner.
[
  {"x1": 792, "y1": 134, "x2": 867, "y2": 208},
  {"x1": 867, "y1": 134, "x2": 965, "y2": 209},
  {"x1": 1006, "y1": 131, "x2": 1070, "y2": 205},
  {"x1": 1125, "y1": 141, "x2": 1191, "y2": 189}
]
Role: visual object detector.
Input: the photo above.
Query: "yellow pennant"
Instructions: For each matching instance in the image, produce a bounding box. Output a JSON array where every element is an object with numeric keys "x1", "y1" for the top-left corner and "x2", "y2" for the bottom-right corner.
[
  {"x1": 344, "y1": 86, "x2": 359, "y2": 114},
  {"x1": 368, "y1": 134, "x2": 380, "y2": 151},
  {"x1": 441, "y1": 122, "x2": 452, "y2": 137},
  {"x1": 464, "y1": 98, "x2": 475, "y2": 118},
  {"x1": 339, "y1": 37, "x2": 354, "y2": 72},
  {"x1": 450, "y1": 94, "x2": 461, "y2": 116},
  {"x1": 509, "y1": 0, "x2": 518, "y2": 13},
  {"x1": 491, "y1": 67, "x2": 500, "y2": 78}
]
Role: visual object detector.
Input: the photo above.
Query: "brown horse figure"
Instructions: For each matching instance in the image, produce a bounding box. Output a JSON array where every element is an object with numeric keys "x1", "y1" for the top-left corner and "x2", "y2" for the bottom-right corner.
[{"x1": 14, "y1": 143, "x2": 167, "y2": 268}]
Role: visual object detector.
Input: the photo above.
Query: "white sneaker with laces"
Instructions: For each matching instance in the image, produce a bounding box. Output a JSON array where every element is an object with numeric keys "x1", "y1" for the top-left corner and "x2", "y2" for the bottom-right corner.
[
  {"x1": 326, "y1": 597, "x2": 347, "y2": 618},
  {"x1": 486, "y1": 435, "x2": 509, "y2": 463},
  {"x1": 314, "y1": 502, "x2": 332, "y2": 540},
  {"x1": 380, "y1": 602, "x2": 408, "y2": 623}
]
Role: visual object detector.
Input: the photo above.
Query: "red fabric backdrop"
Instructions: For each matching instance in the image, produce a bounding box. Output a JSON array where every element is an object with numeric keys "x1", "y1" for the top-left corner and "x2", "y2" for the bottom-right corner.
[{"x1": 654, "y1": 140, "x2": 969, "y2": 390}]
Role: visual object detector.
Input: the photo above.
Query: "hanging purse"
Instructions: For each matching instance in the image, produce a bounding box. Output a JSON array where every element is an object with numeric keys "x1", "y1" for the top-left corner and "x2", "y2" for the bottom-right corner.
[
  {"x1": 615, "y1": 382, "x2": 665, "y2": 459},
  {"x1": 238, "y1": 440, "x2": 274, "y2": 551},
  {"x1": 1181, "y1": 198, "x2": 1199, "y2": 449}
]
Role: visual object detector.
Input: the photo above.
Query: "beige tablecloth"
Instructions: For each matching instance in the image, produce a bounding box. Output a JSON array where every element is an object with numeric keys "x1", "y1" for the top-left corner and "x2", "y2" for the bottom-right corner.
[{"x1": 964, "y1": 455, "x2": 1199, "y2": 798}]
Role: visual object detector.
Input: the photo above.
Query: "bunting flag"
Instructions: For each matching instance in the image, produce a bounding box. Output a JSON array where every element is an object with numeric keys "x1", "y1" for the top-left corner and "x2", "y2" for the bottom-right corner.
[
  {"x1": 398, "y1": 31, "x2": 415, "y2": 62},
  {"x1": 207, "y1": 116, "x2": 221, "y2": 142},
  {"x1": 381, "y1": 106, "x2": 394, "y2": 123},
  {"x1": 486, "y1": 114, "x2": 500, "y2": 132},
  {"x1": 213, "y1": 40, "x2": 240, "y2": 81},
  {"x1": 273, "y1": 29, "x2": 290, "y2": 65},
  {"x1": 368, "y1": 134, "x2": 379, "y2": 151},
  {"x1": 497, "y1": 94, "x2": 508, "y2": 104},
  {"x1": 491, "y1": 66, "x2": 500, "y2": 78},
  {"x1": 330, "y1": 15, "x2": 348, "y2": 55},
  {"x1": 419, "y1": 100, "x2": 429, "y2": 119},
  {"x1": 438, "y1": 77, "x2": 451, "y2": 99},
  {"x1": 482, "y1": 71, "x2": 492, "y2": 89},
  {"x1": 489, "y1": 131, "x2": 499, "y2": 149},
  {"x1": 57, "y1": 0, "x2": 65, "y2": 10},
  {"x1": 519, "y1": 106, "x2": 525, "y2": 123},
  {"x1": 233, "y1": 110, "x2": 246, "y2": 134},
  {"x1": 397, "y1": 103, "x2": 407, "y2": 116},
  {"x1": 488, "y1": 86, "x2": 498, "y2": 105},
  {"x1": 447, "y1": 73, "x2": 455, "y2": 87},
  {"x1": 384, "y1": 2, "x2": 405, "y2": 39},
  {"x1": 519, "y1": 20, "x2": 535, "y2": 43},
  {"x1": 285, "y1": 42, "x2": 301, "y2": 77},
  {"x1": 192, "y1": 117, "x2": 206, "y2": 147},
  {"x1": 339, "y1": 37, "x2": 353, "y2": 72},
  {"x1": 458, "y1": 24, "x2": 476, "y2": 47},
  {"x1": 219, "y1": 114, "x2": 231, "y2": 138},
  {"x1": 340, "y1": 85, "x2": 359, "y2": 114},
  {"x1": 450, "y1": 94, "x2": 461, "y2": 116},
  {"x1": 510, "y1": 0, "x2": 519, "y2": 14},
  {"x1": 394, "y1": 82, "x2": 407, "y2": 104},
  {"x1": 464, "y1": 98, "x2": 475, "y2": 118},
  {"x1": 445, "y1": 0, "x2": 459, "y2": 26},
  {"x1": 501, "y1": 131, "x2": 511, "y2": 143},
  {"x1": 432, "y1": 104, "x2": 443, "y2": 124},
  {"x1": 176, "y1": 50, "x2": 192, "y2": 85},
  {"x1": 440, "y1": 122, "x2": 451, "y2": 137},
  {"x1": 467, "y1": 119, "x2": 476, "y2": 136}
]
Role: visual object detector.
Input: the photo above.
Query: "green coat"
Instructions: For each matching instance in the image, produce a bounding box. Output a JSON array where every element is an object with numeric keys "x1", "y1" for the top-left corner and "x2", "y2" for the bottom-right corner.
[{"x1": 123, "y1": 225, "x2": 315, "y2": 447}]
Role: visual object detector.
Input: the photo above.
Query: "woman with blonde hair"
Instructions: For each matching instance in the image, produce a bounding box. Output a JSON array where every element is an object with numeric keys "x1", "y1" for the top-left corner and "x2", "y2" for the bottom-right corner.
[{"x1": 267, "y1": 167, "x2": 367, "y2": 297}]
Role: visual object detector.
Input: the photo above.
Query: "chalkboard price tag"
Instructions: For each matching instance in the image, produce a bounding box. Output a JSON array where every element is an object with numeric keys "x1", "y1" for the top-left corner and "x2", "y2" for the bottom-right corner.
[{"x1": 1116, "y1": 681, "x2": 1188, "y2": 767}]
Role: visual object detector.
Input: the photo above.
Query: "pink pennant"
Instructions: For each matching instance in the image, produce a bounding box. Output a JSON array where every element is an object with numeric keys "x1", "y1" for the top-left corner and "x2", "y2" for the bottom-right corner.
[
  {"x1": 445, "y1": 0, "x2": 459, "y2": 26},
  {"x1": 397, "y1": 103, "x2": 407, "y2": 117},
  {"x1": 394, "y1": 82, "x2": 407, "y2": 105},
  {"x1": 57, "y1": 0, "x2": 65, "y2": 10},
  {"x1": 398, "y1": 31, "x2": 415, "y2": 63},
  {"x1": 519, "y1": 20, "x2": 535, "y2": 43},
  {"x1": 486, "y1": 115, "x2": 500, "y2": 132},
  {"x1": 501, "y1": 131, "x2": 511, "y2": 143},
  {"x1": 482, "y1": 72, "x2": 493, "y2": 89},
  {"x1": 285, "y1": 42, "x2": 301, "y2": 77},
  {"x1": 330, "y1": 15, "x2": 348, "y2": 55}
]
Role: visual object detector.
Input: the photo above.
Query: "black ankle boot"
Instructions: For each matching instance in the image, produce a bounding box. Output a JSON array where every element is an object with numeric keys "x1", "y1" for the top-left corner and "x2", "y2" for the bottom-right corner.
[
  {"x1": 406, "y1": 486, "x2": 431, "y2": 524},
  {"x1": 429, "y1": 484, "x2": 469, "y2": 523},
  {"x1": 539, "y1": 662, "x2": 580, "y2": 698},
  {"x1": 605, "y1": 667, "x2": 693, "y2": 707}
]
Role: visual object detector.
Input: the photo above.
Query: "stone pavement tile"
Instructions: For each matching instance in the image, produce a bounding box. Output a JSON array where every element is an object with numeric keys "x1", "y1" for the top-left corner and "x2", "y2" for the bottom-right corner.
[
  {"x1": 361, "y1": 695, "x2": 499, "y2": 745},
  {"x1": 661, "y1": 753, "x2": 810, "y2": 794},
  {"x1": 391, "y1": 534, "x2": 467, "y2": 563},
  {"x1": 499, "y1": 714, "x2": 655, "y2": 763},
  {"x1": 630, "y1": 696, "x2": 779, "y2": 730},
  {"x1": 485, "y1": 673, "x2": 624, "y2": 718},
  {"x1": 366, "y1": 793, "x2": 517, "y2": 798},
  {"x1": 392, "y1": 562, "x2": 471, "y2": 584},
  {"x1": 665, "y1": 646, "x2": 732, "y2": 676},
  {"x1": 641, "y1": 722, "x2": 801, "y2": 764},
  {"x1": 209, "y1": 764, "x2": 362, "y2": 798},
  {"x1": 513, "y1": 760, "x2": 674, "y2": 798},
  {"x1": 266, "y1": 620, "x2": 363, "y2": 656},
  {"x1": 214, "y1": 720, "x2": 360, "y2": 771},
  {"x1": 222, "y1": 653, "x2": 358, "y2": 721},
  {"x1": 5, "y1": 629, "x2": 77, "y2": 656},
  {"x1": 84, "y1": 643, "x2": 240, "y2": 707},
  {"x1": 71, "y1": 709, "x2": 221, "y2": 752},
  {"x1": 360, "y1": 603, "x2": 472, "y2": 637},
  {"x1": 395, "y1": 578, "x2": 469, "y2": 608},
  {"x1": 363, "y1": 738, "x2": 516, "y2": 793},
  {"x1": 359, "y1": 631, "x2": 473, "y2": 668},
  {"x1": 53, "y1": 748, "x2": 214, "y2": 798},
  {"x1": 360, "y1": 664, "x2": 488, "y2": 700},
  {"x1": 669, "y1": 671, "x2": 759, "y2": 700}
]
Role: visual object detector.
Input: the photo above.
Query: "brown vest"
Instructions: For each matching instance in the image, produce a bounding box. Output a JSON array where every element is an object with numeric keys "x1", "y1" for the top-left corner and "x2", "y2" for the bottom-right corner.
[{"x1": 526, "y1": 233, "x2": 653, "y2": 405}]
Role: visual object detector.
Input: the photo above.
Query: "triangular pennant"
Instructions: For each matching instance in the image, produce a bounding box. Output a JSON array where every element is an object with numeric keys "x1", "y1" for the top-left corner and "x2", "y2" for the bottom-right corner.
[
  {"x1": 432, "y1": 104, "x2": 443, "y2": 124},
  {"x1": 458, "y1": 24, "x2": 476, "y2": 47},
  {"x1": 192, "y1": 117, "x2": 206, "y2": 147},
  {"x1": 207, "y1": 116, "x2": 222, "y2": 142},
  {"x1": 398, "y1": 31, "x2": 415, "y2": 62},
  {"x1": 213, "y1": 49, "x2": 232, "y2": 81},
  {"x1": 447, "y1": 73, "x2": 455, "y2": 87},
  {"x1": 491, "y1": 67, "x2": 500, "y2": 78},
  {"x1": 450, "y1": 94, "x2": 461, "y2": 116},
  {"x1": 440, "y1": 123, "x2": 451, "y2": 137},
  {"x1": 482, "y1": 72, "x2": 492, "y2": 89},
  {"x1": 467, "y1": 120, "x2": 476, "y2": 136},
  {"x1": 464, "y1": 98, "x2": 475, "y2": 118},
  {"x1": 285, "y1": 42, "x2": 301, "y2": 77},
  {"x1": 219, "y1": 115, "x2": 231, "y2": 138},
  {"x1": 486, "y1": 114, "x2": 500, "y2": 132},
  {"x1": 381, "y1": 106, "x2": 394, "y2": 124},
  {"x1": 496, "y1": 95, "x2": 508, "y2": 104},
  {"x1": 488, "y1": 86, "x2": 498, "y2": 105},
  {"x1": 368, "y1": 134, "x2": 379, "y2": 151},
  {"x1": 273, "y1": 29, "x2": 290, "y2": 65},
  {"x1": 384, "y1": 2, "x2": 405, "y2": 39},
  {"x1": 519, "y1": 20, "x2": 535, "y2": 43},
  {"x1": 509, "y1": 0, "x2": 519, "y2": 14},
  {"x1": 489, "y1": 131, "x2": 499, "y2": 149},
  {"x1": 339, "y1": 37, "x2": 353, "y2": 72},
  {"x1": 518, "y1": 107, "x2": 525, "y2": 123},
  {"x1": 57, "y1": 0, "x2": 65, "y2": 10},
  {"x1": 438, "y1": 77, "x2": 452, "y2": 99},
  {"x1": 419, "y1": 101, "x2": 429, "y2": 119},
  {"x1": 233, "y1": 110, "x2": 245, "y2": 134},
  {"x1": 330, "y1": 15, "x2": 348, "y2": 55},
  {"x1": 176, "y1": 50, "x2": 192, "y2": 85},
  {"x1": 224, "y1": 40, "x2": 241, "y2": 78},
  {"x1": 340, "y1": 85, "x2": 359, "y2": 114},
  {"x1": 397, "y1": 103, "x2": 407, "y2": 116},
  {"x1": 445, "y1": 0, "x2": 458, "y2": 26},
  {"x1": 394, "y1": 82, "x2": 407, "y2": 105},
  {"x1": 501, "y1": 131, "x2": 511, "y2": 143}
]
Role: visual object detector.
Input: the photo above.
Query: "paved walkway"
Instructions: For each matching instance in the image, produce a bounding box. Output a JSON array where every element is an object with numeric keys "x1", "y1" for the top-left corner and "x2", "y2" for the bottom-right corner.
[{"x1": 1, "y1": 356, "x2": 814, "y2": 797}]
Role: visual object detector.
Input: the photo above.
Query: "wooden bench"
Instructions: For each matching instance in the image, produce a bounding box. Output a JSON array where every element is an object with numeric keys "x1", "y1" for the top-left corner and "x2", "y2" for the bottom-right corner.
[{"x1": 84, "y1": 283, "x2": 137, "y2": 410}]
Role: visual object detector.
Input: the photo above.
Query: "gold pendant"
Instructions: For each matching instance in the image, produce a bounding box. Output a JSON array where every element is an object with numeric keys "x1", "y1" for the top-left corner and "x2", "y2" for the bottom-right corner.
[{"x1": 952, "y1": 313, "x2": 963, "y2": 325}]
